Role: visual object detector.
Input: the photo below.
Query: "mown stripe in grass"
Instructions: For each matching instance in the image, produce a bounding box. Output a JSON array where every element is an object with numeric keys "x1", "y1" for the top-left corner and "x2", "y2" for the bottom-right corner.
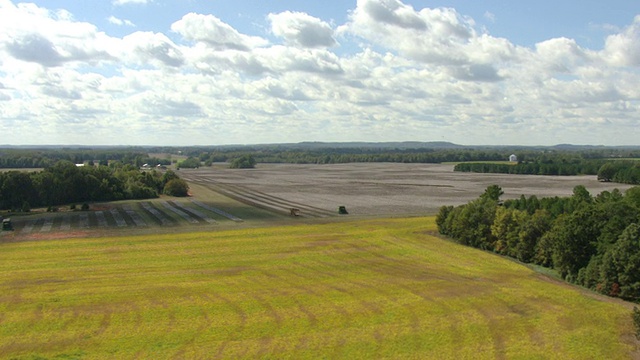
[
  {"x1": 109, "y1": 208, "x2": 127, "y2": 227},
  {"x1": 0, "y1": 217, "x2": 636, "y2": 359},
  {"x1": 161, "y1": 201, "x2": 198, "y2": 224},
  {"x1": 94, "y1": 211, "x2": 107, "y2": 227},
  {"x1": 190, "y1": 200, "x2": 243, "y2": 222},
  {"x1": 169, "y1": 201, "x2": 216, "y2": 224},
  {"x1": 123, "y1": 205, "x2": 147, "y2": 227},
  {"x1": 59, "y1": 215, "x2": 71, "y2": 231},
  {"x1": 21, "y1": 219, "x2": 38, "y2": 234},
  {"x1": 140, "y1": 202, "x2": 173, "y2": 226}
]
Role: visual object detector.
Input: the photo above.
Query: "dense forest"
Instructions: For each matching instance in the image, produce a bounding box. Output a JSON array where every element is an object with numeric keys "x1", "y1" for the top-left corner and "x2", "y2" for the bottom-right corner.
[
  {"x1": 437, "y1": 185, "x2": 640, "y2": 301},
  {"x1": 0, "y1": 161, "x2": 185, "y2": 211}
]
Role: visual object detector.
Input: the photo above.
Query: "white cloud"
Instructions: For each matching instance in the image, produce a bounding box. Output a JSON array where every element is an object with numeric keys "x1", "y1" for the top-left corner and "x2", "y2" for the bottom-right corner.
[
  {"x1": 268, "y1": 11, "x2": 336, "y2": 48},
  {"x1": 121, "y1": 31, "x2": 184, "y2": 67},
  {"x1": 172, "y1": 13, "x2": 268, "y2": 51},
  {"x1": 484, "y1": 11, "x2": 495, "y2": 23},
  {"x1": 534, "y1": 37, "x2": 592, "y2": 74},
  {"x1": 0, "y1": 0, "x2": 639, "y2": 145},
  {"x1": 344, "y1": 0, "x2": 509, "y2": 68},
  {"x1": 112, "y1": 0, "x2": 149, "y2": 6},
  {"x1": 0, "y1": 2, "x2": 116, "y2": 67},
  {"x1": 602, "y1": 15, "x2": 640, "y2": 66},
  {"x1": 107, "y1": 16, "x2": 134, "y2": 27}
]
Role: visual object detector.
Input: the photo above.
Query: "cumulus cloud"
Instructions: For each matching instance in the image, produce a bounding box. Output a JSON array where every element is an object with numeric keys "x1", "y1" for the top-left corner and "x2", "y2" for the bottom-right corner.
[
  {"x1": 172, "y1": 13, "x2": 268, "y2": 51},
  {"x1": 0, "y1": 2, "x2": 116, "y2": 67},
  {"x1": 343, "y1": 0, "x2": 511, "y2": 69},
  {"x1": 6, "y1": 33, "x2": 66, "y2": 66},
  {"x1": 602, "y1": 15, "x2": 640, "y2": 66},
  {"x1": 122, "y1": 32, "x2": 184, "y2": 67},
  {"x1": 360, "y1": 0, "x2": 427, "y2": 30},
  {"x1": 269, "y1": 11, "x2": 336, "y2": 48},
  {"x1": 41, "y1": 85, "x2": 82, "y2": 100},
  {"x1": 447, "y1": 63, "x2": 503, "y2": 82},
  {"x1": 138, "y1": 96, "x2": 205, "y2": 118},
  {"x1": 0, "y1": 0, "x2": 639, "y2": 145},
  {"x1": 535, "y1": 37, "x2": 591, "y2": 73}
]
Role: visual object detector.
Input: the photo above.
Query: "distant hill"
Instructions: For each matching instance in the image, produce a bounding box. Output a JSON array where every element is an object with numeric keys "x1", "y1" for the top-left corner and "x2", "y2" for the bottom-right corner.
[{"x1": 275, "y1": 141, "x2": 465, "y2": 150}]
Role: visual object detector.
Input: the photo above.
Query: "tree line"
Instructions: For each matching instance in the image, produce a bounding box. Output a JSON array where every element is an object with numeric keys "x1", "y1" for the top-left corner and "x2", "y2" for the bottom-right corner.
[
  {"x1": 0, "y1": 149, "x2": 171, "y2": 169},
  {"x1": 3, "y1": 146, "x2": 639, "y2": 169},
  {"x1": 455, "y1": 157, "x2": 640, "y2": 185},
  {"x1": 193, "y1": 148, "x2": 519, "y2": 165},
  {"x1": 597, "y1": 161, "x2": 640, "y2": 185},
  {"x1": 454, "y1": 159, "x2": 606, "y2": 176},
  {"x1": 0, "y1": 161, "x2": 187, "y2": 211},
  {"x1": 437, "y1": 185, "x2": 640, "y2": 301}
]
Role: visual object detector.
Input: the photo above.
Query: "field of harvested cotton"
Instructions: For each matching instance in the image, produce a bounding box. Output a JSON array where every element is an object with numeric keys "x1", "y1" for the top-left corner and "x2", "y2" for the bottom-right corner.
[
  {"x1": 0, "y1": 217, "x2": 637, "y2": 359},
  {"x1": 179, "y1": 163, "x2": 634, "y2": 216}
]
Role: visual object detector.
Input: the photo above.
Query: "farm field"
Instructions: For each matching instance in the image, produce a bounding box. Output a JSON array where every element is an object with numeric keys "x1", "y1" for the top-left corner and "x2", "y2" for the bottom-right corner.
[
  {"x1": 0, "y1": 198, "x2": 266, "y2": 242},
  {"x1": 2, "y1": 162, "x2": 634, "y2": 240},
  {"x1": 0, "y1": 217, "x2": 638, "y2": 359},
  {"x1": 179, "y1": 163, "x2": 634, "y2": 216}
]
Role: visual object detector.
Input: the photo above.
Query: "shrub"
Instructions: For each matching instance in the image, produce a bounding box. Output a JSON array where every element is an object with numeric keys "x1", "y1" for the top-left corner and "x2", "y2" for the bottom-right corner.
[
  {"x1": 163, "y1": 179, "x2": 189, "y2": 197},
  {"x1": 70, "y1": 204, "x2": 76, "y2": 210},
  {"x1": 81, "y1": 203, "x2": 90, "y2": 211},
  {"x1": 229, "y1": 155, "x2": 256, "y2": 169}
]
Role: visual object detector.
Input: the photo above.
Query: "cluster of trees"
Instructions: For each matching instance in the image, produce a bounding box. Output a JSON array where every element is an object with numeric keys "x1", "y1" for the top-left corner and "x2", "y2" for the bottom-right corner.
[
  {"x1": 454, "y1": 159, "x2": 607, "y2": 176},
  {"x1": 0, "y1": 161, "x2": 188, "y2": 211},
  {"x1": 0, "y1": 149, "x2": 171, "y2": 169},
  {"x1": 177, "y1": 157, "x2": 201, "y2": 169},
  {"x1": 437, "y1": 185, "x2": 640, "y2": 301},
  {"x1": 597, "y1": 161, "x2": 640, "y2": 184},
  {"x1": 229, "y1": 155, "x2": 257, "y2": 169}
]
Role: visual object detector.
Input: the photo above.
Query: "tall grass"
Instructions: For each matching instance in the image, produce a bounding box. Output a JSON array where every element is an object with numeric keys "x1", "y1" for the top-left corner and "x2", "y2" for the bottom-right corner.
[{"x1": 0, "y1": 217, "x2": 636, "y2": 359}]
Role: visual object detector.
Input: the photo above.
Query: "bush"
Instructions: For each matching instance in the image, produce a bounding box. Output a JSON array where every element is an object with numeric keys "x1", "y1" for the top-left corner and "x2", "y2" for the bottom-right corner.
[
  {"x1": 21, "y1": 201, "x2": 30, "y2": 213},
  {"x1": 177, "y1": 157, "x2": 201, "y2": 169},
  {"x1": 163, "y1": 179, "x2": 189, "y2": 197},
  {"x1": 70, "y1": 204, "x2": 76, "y2": 210},
  {"x1": 81, "y1": 203, "x2": 90, "y2": 211},
  {"x1": 229, "y1": 155, "x2": 256, "y2": 169}
]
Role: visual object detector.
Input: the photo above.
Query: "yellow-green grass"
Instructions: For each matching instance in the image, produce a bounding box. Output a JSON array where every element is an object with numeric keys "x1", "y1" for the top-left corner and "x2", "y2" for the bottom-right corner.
[{"x1": 0, "y1": 218, "x2": 637, "y2": 359}]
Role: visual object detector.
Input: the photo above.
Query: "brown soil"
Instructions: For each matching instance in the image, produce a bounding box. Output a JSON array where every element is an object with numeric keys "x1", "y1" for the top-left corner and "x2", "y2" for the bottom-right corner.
[{"x1": 178, "y1": 163, "x2": 634, "y2": 216}]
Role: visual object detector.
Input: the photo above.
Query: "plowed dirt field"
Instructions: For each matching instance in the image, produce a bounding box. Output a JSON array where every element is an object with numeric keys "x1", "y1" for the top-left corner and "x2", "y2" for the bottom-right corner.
[{"x1": 179, "y1": 163, "x2": 633, "y2": 216}]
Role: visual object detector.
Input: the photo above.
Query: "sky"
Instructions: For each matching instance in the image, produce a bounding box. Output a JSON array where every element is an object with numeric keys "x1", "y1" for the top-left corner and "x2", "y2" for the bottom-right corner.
[{"x1": 0, "y1": 0, "x2": 639, "y2": 146}]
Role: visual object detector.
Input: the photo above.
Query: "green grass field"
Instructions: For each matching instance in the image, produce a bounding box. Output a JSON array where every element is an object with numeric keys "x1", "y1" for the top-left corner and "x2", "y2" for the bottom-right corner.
[{"x1": 0, "y1": 217, "x2": 637, "y2": 359}]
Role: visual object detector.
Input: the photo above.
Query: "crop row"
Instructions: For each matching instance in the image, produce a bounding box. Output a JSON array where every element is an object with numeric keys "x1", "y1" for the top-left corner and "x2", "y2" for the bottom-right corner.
[
  {"x1": 182, "y1": 173, "x2": 336, "y2": 218},
  {"x1": 14, "y1": 200, "x2": 242, "y2": 233}
]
